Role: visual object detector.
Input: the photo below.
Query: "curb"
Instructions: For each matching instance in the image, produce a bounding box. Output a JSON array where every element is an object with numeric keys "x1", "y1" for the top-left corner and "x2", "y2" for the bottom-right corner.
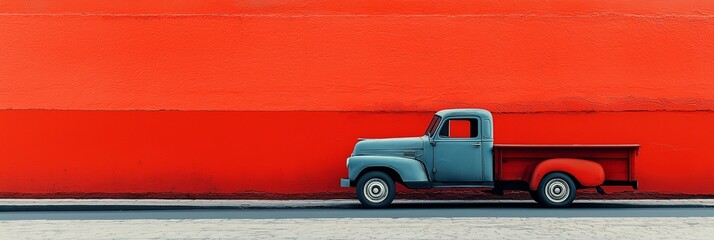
[{"x1": 0, "y1": 199, "x2": 712, "y2": 209}]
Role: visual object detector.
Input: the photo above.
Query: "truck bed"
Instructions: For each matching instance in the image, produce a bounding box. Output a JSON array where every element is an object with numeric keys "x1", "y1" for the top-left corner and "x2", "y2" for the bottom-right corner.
[{"x1": 493, "y1": 144, "x2": 640, "y2": 188}]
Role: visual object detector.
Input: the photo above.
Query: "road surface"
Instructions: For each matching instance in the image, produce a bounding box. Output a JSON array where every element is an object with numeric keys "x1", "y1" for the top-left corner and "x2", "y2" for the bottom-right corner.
[{"x1": 1, "y1": 201, "x2": 714, "y2": 220}]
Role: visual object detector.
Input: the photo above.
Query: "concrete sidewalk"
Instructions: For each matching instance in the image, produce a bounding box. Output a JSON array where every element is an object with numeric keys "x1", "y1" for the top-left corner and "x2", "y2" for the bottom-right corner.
[
  {"x1": 1, "y1": 217, "x2": 713, "y2": 240},
  {"x1": 0, "y1": 199, "x2": 713, "y2": 208}
]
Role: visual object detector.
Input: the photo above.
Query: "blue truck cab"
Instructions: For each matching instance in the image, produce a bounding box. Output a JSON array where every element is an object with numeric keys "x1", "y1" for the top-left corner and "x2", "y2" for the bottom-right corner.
[{"x1": 341, "y1": 109, "x2": 494, "y2": 206}]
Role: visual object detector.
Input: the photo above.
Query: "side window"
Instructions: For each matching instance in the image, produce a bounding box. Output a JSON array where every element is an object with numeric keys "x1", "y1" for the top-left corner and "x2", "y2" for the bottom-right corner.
[{"x1": 439, "y1": 119, "x2": 478, "y2": 138}]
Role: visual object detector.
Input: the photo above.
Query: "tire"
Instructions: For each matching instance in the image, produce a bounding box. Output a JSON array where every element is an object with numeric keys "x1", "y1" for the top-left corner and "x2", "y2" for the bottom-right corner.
[
  {"x1": 356, "y1": 171, "x2": 396, "y2": 208},
  {"x1": 537, "y1": 172, "x2": 576, "y2": 207},
  {"x1": 529, "y1": 190, "x2": 542, "y2": 204}
]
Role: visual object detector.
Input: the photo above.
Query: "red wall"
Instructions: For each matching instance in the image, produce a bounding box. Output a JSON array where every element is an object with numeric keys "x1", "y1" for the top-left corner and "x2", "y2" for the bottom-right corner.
[{"x1": 1, "y1": 0, "x2": 713, "y2": 197}]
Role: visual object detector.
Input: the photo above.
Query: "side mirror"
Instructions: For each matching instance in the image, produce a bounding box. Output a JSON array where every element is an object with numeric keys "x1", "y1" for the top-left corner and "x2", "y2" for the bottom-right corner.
[{"x1": 429, "y1": 136, "x2": 435, "y2": 146}]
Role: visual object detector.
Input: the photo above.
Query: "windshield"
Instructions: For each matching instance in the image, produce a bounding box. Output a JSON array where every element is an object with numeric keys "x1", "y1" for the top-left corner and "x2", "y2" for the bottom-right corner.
[{"x1": 425, "y1": 115, "x2": 442, "y2": 136}]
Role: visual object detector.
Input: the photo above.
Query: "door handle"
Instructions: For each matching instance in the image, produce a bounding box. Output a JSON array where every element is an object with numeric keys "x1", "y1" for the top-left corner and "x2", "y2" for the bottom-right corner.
[{"x1": 472, "y1": 143, "x2": 481, "y2": 147}]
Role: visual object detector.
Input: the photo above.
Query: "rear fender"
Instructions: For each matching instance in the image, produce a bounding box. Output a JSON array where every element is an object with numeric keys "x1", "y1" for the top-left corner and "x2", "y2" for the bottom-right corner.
[
  {"x1": 348, "y1": 156, "x2": 429, "y2": 183},
  {"x1": 529, "y1": 158, "x2": 605, "y2": 191}
]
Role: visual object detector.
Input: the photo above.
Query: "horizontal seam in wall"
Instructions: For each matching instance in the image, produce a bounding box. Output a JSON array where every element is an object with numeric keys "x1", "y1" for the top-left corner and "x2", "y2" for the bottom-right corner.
[
  {"x1": 0, "y1": 109, "x2": 713, "y2": 114},
  {"x1": 0, "y1": 12, "x2": 713, "y2": 19}
]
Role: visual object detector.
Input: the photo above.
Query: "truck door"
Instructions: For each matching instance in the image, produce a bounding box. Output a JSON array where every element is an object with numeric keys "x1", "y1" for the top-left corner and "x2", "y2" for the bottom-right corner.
[{"x1": 433, "y1": 118, "x2": 483, "y2": 182}]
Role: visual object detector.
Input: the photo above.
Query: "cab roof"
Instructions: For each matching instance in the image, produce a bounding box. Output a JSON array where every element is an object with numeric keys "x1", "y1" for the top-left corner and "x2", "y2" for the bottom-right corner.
[{"x1": 435, "y1": 108, "x2": 492, "y2": 119}]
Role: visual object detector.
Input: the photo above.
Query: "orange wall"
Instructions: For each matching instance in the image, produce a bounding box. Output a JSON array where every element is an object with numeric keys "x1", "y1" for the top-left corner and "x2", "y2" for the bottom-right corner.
[
  {"x1": 1, "y1": 1, "x2": 713, "y2": 197},
  {"x1": 0, "y1": 110, "x2": 712, "y2": 195}
]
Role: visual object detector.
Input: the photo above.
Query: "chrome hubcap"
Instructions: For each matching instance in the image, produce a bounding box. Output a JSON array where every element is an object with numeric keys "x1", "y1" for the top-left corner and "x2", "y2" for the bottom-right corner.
[
  {"x1": 545, "y1": 178, "x2": 570, "y2": 203},
  {"x1": 363, "y1": 178, "x2": 388, "y2": 203}
]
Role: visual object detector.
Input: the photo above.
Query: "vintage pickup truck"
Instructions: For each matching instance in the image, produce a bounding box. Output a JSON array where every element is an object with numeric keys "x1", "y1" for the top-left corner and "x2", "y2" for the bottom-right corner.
[{"x1": 340, "y1": 109, "x2": 639, "y2": 208}]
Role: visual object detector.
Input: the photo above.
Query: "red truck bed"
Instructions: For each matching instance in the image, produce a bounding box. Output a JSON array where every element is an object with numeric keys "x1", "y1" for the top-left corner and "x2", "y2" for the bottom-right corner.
[{"x1": 493, "y1": 144, "x2": 640, "y2": 188}]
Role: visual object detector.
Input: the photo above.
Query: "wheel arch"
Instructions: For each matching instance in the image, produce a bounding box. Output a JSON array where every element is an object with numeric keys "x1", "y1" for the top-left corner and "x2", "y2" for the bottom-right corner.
[
  {"x1": 355, "y1": 166, "x2": 404, "y2": 185},
  {"x1": 529, "y1": 158, "x2": 605, "y2": 191}
]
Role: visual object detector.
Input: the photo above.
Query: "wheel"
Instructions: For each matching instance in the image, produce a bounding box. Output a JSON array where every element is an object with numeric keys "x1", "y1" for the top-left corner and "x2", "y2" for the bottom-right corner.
[
  {"x1": 537, "y1": 172, "x2": 576, "y2": 207},
  {"x1": 529, "y1": 190, "x2": 542, "y2": 204},
  {"x1": 356, "y1": 171, "x2": 396, "y2": 208}
]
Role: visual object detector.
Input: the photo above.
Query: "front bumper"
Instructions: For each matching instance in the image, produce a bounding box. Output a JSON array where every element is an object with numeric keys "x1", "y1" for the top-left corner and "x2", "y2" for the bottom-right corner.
[{"x1": 340, "y1": 178, "x2": 351, "y2": 188}]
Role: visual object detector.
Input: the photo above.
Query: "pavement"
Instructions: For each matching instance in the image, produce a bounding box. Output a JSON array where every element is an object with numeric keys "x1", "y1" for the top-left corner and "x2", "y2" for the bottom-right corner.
[{"x1": 0, "y1": 199, "x2": 713, "y2": 239}]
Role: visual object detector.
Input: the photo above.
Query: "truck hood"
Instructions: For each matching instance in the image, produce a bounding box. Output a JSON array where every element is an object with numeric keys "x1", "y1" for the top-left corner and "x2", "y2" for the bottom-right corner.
[{"x1": 352, "y1": 136, "x2": 424, "y2": 158}]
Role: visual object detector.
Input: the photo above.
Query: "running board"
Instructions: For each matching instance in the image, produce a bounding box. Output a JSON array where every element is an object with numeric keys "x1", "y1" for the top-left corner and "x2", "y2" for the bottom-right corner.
[{"x1": 430, "y1": 182, "x2": 494, "y2": 188}]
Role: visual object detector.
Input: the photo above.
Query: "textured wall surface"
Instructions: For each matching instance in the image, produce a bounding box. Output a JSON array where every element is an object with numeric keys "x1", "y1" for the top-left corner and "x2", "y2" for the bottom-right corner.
[{"x1": 1, "y1": 0, "x2": 713, "y2": 197}]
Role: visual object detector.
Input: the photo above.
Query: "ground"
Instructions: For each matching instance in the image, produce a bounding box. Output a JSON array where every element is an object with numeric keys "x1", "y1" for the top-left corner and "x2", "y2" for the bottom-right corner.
[{"x1": 0, "y1": 199, "x2": 712, "y2": 239}]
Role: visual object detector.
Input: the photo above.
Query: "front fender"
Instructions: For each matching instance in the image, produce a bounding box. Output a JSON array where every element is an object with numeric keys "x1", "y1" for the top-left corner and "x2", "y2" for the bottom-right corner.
[
  {"x1": 348, "y1": 156, "x2": 429, "y2": 183},
  {"x1": 529, "y1": 158, "x2": 605, "y2": 191}
]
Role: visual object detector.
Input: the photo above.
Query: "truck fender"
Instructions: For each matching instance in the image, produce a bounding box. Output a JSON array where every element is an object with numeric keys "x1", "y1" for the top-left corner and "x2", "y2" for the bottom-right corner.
[
  {"x1": 529, "y1": 158, "x2": 605, "y2": 191},
  {"x1": 348, "y1": 155, "x2": 429, "y2": 183}
]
